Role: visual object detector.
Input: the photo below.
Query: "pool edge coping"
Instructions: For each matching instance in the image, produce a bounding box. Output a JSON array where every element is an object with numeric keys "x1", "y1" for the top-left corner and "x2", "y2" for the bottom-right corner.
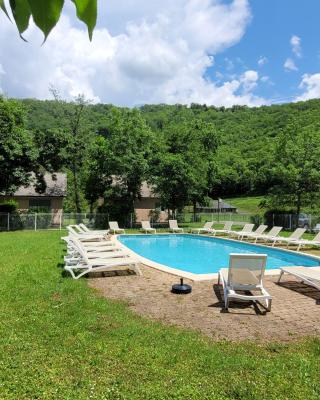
[{"x1": 112, "y1": 233, "x2": 320, "y2": 282}]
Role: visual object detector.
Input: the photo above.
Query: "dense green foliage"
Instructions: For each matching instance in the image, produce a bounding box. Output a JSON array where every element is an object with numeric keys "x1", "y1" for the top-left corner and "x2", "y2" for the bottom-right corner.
[
  {"x1": 1, "y1": 230, "x2": 320, "y2": 399},
  {"x1": 18, "y1": 98, "x2": 320, "y2": 216},
  {"x1": 1, "y1": 0, "x2": 97, "y2": 41},
  {"x1": 0, "y1": 97, "x2": 38, "y2": 193},
  {"x1": 2, "y1": 96, "x2": 320, "y2": 217}
]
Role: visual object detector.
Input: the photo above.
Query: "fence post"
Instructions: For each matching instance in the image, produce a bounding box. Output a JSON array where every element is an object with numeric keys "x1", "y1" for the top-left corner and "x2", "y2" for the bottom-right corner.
[
  {"x1": 289, "y1": 214, "x2": 292, "y2": 230},
  {"x1": 34, "y1": 213, "x2": 37, "y2": 231},
  {"x1": 59, "y1": 212, "x2": 62, "y2": 230},
  {"x1": 7, "y1": 213, "x2": 10, "y2": 231},
  {"x1": 272, "y1": 213, "x2": 274, "y2": 227}
]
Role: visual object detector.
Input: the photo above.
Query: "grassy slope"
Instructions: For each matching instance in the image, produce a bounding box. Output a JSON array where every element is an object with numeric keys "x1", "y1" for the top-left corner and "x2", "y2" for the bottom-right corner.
[
  {"x1": 1, "y1": 231, "x2": 320, "y2": 399},
  {"x1": 224, "y1": 196, "x2": 265, "y2": 214}
]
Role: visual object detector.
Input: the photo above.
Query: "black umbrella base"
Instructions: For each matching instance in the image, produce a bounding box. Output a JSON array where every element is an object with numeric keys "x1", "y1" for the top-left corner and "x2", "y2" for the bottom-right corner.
[{"x1": 171, "y1": 278, "x2": 192, "y2": 294}]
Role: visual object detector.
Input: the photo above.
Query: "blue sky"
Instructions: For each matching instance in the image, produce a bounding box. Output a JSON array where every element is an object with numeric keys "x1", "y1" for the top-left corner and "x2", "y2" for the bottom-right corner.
[
  {"x1": 212, "y1": 0, "x2": 320, "y2": 103},
  {"x1": 0, "y1": 0, "x2": 319, "y2": 106}
]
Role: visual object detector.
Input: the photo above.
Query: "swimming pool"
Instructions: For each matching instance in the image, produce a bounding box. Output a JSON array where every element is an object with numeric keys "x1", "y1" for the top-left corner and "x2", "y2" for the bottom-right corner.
[{"x1": 119, "y1": 234, "x2": 320, "y2": 277}]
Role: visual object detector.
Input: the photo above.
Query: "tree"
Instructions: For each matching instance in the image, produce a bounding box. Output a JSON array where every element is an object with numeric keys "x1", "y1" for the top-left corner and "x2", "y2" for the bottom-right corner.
[
  {"x1": 0, "y1": 97, "x2": 38, "y2": 194},
  {"x1": 48, "y1": 93, "x2": 93, "y2": 213},
  {"x1": 85, "y1": 108, "x2": 156, "y2": 224},
  {"x1": 266, "y1": 121, "x2": 320, "y2": 215},
  {"x1": 149, "y1": 119, "x2": 218, "y2": 216},
  {"x1": 1, "y1": 0, "x2": 97, "y2": 41}
]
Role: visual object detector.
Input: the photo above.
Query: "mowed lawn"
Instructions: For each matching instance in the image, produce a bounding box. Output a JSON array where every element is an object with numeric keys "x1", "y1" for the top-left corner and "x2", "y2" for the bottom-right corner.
[{"x1": 1, "y1": 232, "x2": 320, "y2": 399}]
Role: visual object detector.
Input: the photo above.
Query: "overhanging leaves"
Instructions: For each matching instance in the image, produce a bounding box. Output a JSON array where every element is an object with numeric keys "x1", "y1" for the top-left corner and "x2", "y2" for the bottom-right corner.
[
  {"x1": 0, "y1": 0, "x2": 11, "y2": 20},
  {"x1": 9, "y1": 0, "x2": 31, "y2": 40},
  {"x1": 71, "y1": 0, "x2": 97, "y2": 40},
  {"x1": 27, "y1": 0, "x2": 65, "y2": 42},
  {"x1": 1, "y1": 0, "x2": 97, "y2": 42}
]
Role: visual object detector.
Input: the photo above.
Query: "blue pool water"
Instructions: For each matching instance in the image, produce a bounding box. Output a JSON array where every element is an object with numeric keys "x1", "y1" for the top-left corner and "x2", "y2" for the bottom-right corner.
[{"x1": 119, "y1": 234, "x2": 320, "y2": 274}]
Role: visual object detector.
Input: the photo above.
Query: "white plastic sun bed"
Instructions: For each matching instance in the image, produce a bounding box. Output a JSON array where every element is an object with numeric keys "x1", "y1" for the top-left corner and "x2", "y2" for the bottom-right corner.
[
  {"x1": 218, "y1": 253, "x2": 272, "y2": 311},
  {"x1": 278, "y1": 266, "x2": 320, "y2": 291},
  {"x1": 78, "y1": 223, "x2": 110, "y2": 235},
  {"x1": 67, "y1": 226, "x2": 107, "y2": 241},
  {"x1": 251, "y1": 226, "x2": 283, "y2": 243},
  {"x1": 169, "y1": 220, "x2": 184, "y2": 233},
  {"x1": 210, "y1": 221, "x2": 233, "y2": 236},
  {"x1": 229, "y1": 223, "x2": 255, "y2": 239},
  {"x1": 294, "y1": 232, "x2": 320, "y2": 251},
  {"x1": 270, "y1": 228, "x2": 306, "y2": 247},
  {"x1": 64, "y1": 240, "x2": 141, "y2": 279},
  {"x1": 141, "y1": 221, "x2": 156, "y2": 234},
  {"x1": 191, "y1": 221, "x2": 214, "y2": 234},
  {"x1": 238, "y1": 224, "x2": 268, "y2": 240},
  {"x1": 108, "y1": 221, "x2": 125, "y2": 234}
]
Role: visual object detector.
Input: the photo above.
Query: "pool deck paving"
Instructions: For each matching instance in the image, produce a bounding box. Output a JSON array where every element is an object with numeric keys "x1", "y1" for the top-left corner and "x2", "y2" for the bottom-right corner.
[{"x1": 89, "y1": 248, "x2": 320, "y2": 342}]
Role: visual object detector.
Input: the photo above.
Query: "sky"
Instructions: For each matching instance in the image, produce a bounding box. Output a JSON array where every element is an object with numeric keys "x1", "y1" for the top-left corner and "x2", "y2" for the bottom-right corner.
[{"x1": 0, "y1": 0, "x2": 320, "y2": 107}]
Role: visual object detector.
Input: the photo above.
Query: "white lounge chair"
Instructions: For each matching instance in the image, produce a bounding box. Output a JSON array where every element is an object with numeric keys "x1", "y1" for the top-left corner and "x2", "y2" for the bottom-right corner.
[
  {"x1": 278, "y1": 266, "x2": 320, "y2": 291},
  {"x1": 169, "y1": 220, "x2": 184, "y2": 233},
  {"x1": 210, "y1": 221, "x2": 233, "y2": 236},
  {"x1": 141, "y1": 221, "x2": 156, "y2": 234},
  {"x1": 313, "y1": 224, "x2": 320, "y2": 233},
  {"x1": 251, "y1": 226, "x2": 283, "y2": 243},
  {"x1": 64, "y1": 240, "x2": 141, "y2": 279},
  {"x1": 218, "y1": 253, "x2": 272, "y2": 311},
  {"x1": 79, "y1": 223, "x2": 110, "y2": 235},
  {"x1": 270, "y1": 228, "x2": 306, "y2": 248},
  {"x1": 229, "y1": 223, "x2": 255, "y2": 239},
  {"x1": 109, "y1": 221, "x2": 125, "y2": 234},
  {"x1": 67, "y1": 226, "x2": 106, "y2": 241},
  {"x1": 294, "y1": 232, "x2": 320, "y2": 251},
  {"x1": 66, "y1": 238, "x2": 128, "y2": 262},
  {"x1": 239, "y1": 224, "x2": 268, "y2": 240},
  {"x1": 191, "y1": 221, "x2": 214, "y2": 234}
]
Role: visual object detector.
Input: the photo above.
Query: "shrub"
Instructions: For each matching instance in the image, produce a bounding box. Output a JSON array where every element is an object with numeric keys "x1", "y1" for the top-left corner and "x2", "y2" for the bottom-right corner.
[{"x1": 0, "y1": 200, "x2": 18, "y2": 213}]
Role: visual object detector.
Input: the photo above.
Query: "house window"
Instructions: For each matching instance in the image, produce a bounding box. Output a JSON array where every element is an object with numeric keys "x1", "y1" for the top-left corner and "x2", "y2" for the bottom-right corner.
[{"x1": 29, "y1": 198, "x2": 51, "y2": 212}]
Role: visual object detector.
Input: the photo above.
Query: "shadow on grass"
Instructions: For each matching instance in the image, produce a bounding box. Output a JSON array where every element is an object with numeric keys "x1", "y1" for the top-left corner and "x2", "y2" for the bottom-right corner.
[
  {"x1": 277, "y1": 281, "x2": 320, "y2": 305},
  {"x1": 211, "y1": 284, "x2": 269, "y2": 315}
]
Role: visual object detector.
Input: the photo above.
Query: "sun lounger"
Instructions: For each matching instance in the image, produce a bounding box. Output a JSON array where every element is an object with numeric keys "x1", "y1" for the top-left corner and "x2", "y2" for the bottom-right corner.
[
  {"x1": 295, "y1": 232, "x2": 320, "y2": 251},
  {"x1": 191, "y1": 221, "x2": 214, "y2": 234},
  {"x1": 67, "y1": 226, "x2": 106, "y2": 241},
  {"x1": 79, "y1": 223, "x2": 110, "y2": 235},
  {"x1": 169, "y1": 220, "x2": 184, "y2": 233},
  {"x1": 252, "y1": 226, "x2": 282, "y2": 243},
  {"x1": 218, "y1": 253, "x2": 272, "y2": 311},
  {"x1": 210, "y1": 221, "x2": 233, "y2": 236},
  {"x1": 270, "y1": 228, "x2": 306, "y2": 247},
  {"x1": 239, "y1": 224, "x2": 268, "y2": 240},
  {"x1": 64, "y1": 239, "x2": 141, "y2": 279},
  {"x1": 278, "y1": 266, "x2": 320, "y2": 291},
  {"x1": 229, "y1": 223, "x2": 254, "y2": 239},
  {"x1": 65, "y1": 238, "x2": 129, "y2": 262},
  {"x1": 109, "y1": 221, "x2": 125, "y2": 234},
  {"x1": 141, "y1": 221, "x2": 156, "y2": 234}
]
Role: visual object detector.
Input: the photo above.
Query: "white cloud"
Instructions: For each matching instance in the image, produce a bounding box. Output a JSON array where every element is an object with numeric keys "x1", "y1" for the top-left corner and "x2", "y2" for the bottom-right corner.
[
  {"x1": 290, "y1": 35, "x2": 302, "y2": 58},
  {"x1": 241, "y1": 70, "x2": 259, "y2": 92},
  {"x1": 296, "y1": 73, "x2": 320, "y2": 101},
  {"x1": 258, "y1": 56, "x2": 268, "y2": 66},
  {"x1": 284, "y1": 58, "x2": 298, "y2": 72},
  {"x1": 0, "y1": 0, "x2": 263, "y2": 107},
  {"x1": 260, "y1": 75, "x2": 274, "y2": 85}
]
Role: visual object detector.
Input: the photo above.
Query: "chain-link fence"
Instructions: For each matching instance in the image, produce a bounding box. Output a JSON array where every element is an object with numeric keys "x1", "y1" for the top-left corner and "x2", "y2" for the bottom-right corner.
[{"x1": 1, "y1": 211, "x2": 320, "y2": 232}]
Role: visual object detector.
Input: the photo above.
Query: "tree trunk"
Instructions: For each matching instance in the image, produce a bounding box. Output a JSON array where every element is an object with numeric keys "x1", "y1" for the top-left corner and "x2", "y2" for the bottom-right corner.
[
  {"x1": 72, "y1": 164, "x2": 81, "y2": 215},
  {"x1": 193, "y1": 201, "x2": 197, "y2": 222},
  {"x1": 296, "y1": 192, "x2": 301, "y2": 216}
]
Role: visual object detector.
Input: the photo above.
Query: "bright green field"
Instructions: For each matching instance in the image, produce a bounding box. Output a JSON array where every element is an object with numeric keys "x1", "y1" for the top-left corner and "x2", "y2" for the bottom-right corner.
[
  {"x1": 1, "y1": 230, "x2": 320, "y2": 399},
  {"x1": 224, "y1": 196, "x2": 265, "y2": 214}
]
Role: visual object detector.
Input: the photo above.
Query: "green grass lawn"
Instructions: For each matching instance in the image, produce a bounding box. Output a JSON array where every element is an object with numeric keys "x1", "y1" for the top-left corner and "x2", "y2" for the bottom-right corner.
[
  {"x1": 1, "y1": 231, "x2": 320, "y2": 399},
  {"x1": 224, "y1": 196, "x2": 265, "y2": 214}
]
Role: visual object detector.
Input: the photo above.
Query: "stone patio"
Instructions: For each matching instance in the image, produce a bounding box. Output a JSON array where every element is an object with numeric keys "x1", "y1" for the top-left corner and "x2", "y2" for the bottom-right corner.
[{"x1": 89, "y1": 258, "x2": 320, "y2": 343}]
